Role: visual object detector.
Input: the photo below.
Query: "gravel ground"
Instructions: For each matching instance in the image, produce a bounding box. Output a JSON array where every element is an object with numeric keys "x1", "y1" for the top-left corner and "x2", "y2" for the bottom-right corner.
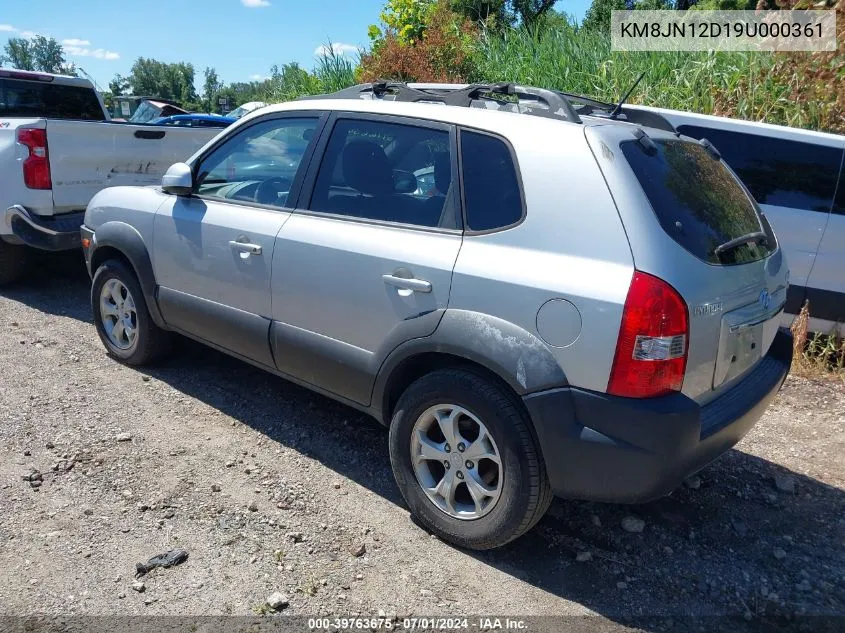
[{"x1": 1, "y1": 253, "x2": 843, "y2": 631}]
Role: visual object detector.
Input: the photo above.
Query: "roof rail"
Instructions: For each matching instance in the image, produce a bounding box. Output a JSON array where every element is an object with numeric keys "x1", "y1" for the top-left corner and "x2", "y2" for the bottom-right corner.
[
  {"x1": 300, "y1": 81, "x2": 678, "y2": 133},
  {"x1": 558, "y1": 90, "x2": 677, "y2": 133},
  {"x1": 300, "y1": 82, "x2": 583, "y2": 124}
]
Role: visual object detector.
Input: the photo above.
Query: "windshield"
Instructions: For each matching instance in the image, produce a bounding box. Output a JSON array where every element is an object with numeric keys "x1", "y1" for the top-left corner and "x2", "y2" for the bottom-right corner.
[
  {"x1": 128, "y1": 101, "x2": 163, "y2": 124},
  {"x1": 622, "y1": 138, "x2": 774, "y2": 266},
  {"x1": 229, "y1": 102, "x2": 265, "y2": 118}
]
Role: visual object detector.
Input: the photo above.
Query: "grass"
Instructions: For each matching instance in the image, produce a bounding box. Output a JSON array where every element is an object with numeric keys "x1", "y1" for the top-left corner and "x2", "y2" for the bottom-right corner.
[
  {"x1": 469, "y1": 26, "x2": 841, "y2": 133},
  {"x1": 790, "y1": 302, "x2": 845, "y2": 382},
  {"x1": 264, "y1": 42, "x2": 357, "y2": 103}
]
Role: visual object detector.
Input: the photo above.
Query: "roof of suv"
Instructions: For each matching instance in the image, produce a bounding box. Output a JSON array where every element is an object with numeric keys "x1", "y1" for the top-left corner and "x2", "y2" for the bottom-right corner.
[{"x1": 245, "y1": 82, "x2": 676, "y2": 140}]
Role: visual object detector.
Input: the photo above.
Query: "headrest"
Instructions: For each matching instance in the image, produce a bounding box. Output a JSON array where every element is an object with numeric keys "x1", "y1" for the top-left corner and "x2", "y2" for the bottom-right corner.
[{"x1": 341, "y1": 140, "x2": 393, "y2": 196}]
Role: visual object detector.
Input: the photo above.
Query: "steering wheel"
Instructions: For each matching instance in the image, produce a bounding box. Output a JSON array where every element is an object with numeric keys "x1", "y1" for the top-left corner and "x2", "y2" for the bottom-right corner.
[{"x1": 253, "y1": 177, "x2": 291, "y2": 206}]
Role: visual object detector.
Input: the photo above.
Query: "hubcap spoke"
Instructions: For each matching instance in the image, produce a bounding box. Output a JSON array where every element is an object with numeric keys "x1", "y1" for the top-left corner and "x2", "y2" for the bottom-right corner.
[
  {"x1": 431, "y1": 469, "x2": 457, "y2": 514},
  {"x1": 464, "y1": 430, "x2": 500, "y2": 465},
  {"x1": 434, "y1": 408, "x2": 461, "y2": 446},
  {"x1": 464, "y1": 470, "x2": 496, "y2": 511},
  {"x1": 108, "y1": 282, "x2": 123, "y2": 306},
  {"x1": 416, "y1": 431, "x2": 447, "y2": 462},
  {"x1": 112, "y1": 319, "x2": 126, "y2": 343},
  {"x1": 100, "y1": 302, "x2": 119, "y2": 318}
]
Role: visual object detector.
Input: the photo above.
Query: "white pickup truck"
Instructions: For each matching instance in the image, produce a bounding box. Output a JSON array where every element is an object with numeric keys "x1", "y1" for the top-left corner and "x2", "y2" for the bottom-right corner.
[{"x1": 0, "y1": 68, "x2": 222, "y2": 284}]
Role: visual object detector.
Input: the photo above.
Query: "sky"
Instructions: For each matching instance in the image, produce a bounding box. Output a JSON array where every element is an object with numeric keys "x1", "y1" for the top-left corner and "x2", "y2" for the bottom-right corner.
[{"x1": 1, "y1": 0, "x2": 592, "y2": 90}]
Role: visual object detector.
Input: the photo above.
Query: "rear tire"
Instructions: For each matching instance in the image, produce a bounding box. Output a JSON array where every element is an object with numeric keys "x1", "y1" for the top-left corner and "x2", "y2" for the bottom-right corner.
[
  {"x1": 0, "y1": 240, "x2": 30, "y2": 286},
  {"x1": 91, "y1": 259, "x2": 171, "y2": 366},
  {"x1": 389, "y1": 368, "x2": 552, "y2": 550}
]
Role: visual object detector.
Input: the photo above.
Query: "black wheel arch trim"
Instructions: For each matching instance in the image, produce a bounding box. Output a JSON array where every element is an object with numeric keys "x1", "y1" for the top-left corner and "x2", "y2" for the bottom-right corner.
[
  {"x1": 88, "y1": 221, "x2": 165, "y2": 328},
  {"x1": 372, "y1": 309, "x2": 568, "y2": 424}
]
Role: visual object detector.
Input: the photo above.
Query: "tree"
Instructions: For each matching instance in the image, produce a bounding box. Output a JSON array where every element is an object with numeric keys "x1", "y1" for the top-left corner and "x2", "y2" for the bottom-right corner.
[
  {"x1": 581, "y1": 0, "x2": 627, "y2": 32},
  {"x1": 2, "y1": 38, "x2": 35, "y2": 70},
  {"x1": 2, "y1": 36, "x2": 75, "y2": 74},
  {"x1": 127, "y1": 58, "x2": 198, "y2": 107},
  {"x1": 449, "y1": 0, "x2": 508, "y2": 28},
  {"x1": 202, "y1": 67, "x2": 223, "y2": 113},
  {"x1": 31, "y1": 35, "x2": 71, "y2": 74},
  {"x1": 449, "y1": 0, "x2": 560, "y2": 28},
  {"x1": 109, "y1": 74, "x2": 131, "y2": 96},
  {"x1": 511, "y1": 0, "x2": 559, "y2": 26}
]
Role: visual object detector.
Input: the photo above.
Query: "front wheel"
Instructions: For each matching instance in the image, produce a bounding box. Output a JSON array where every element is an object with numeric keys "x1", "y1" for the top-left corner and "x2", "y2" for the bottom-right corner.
[
  {"x1": 389, "y1": 368, "x2": 552, "y2": 550},
  {"x1": 91, "y1": 259, "x2": 170, "y2": 366}
]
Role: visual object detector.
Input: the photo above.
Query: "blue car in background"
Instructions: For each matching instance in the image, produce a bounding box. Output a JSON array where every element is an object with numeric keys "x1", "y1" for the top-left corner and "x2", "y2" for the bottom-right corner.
[{"x1": 149, "y1": 114, "x2": 237, "y2": 128}]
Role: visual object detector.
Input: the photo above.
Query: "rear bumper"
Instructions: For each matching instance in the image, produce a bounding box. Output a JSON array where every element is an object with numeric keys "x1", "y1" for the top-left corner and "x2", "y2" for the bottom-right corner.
[
  {"x1": 4, "y1": 205, "x2": 84, "y2": 251},
  {"x1": 523, "y1": 328, "x2": 793, "y2": 503}
]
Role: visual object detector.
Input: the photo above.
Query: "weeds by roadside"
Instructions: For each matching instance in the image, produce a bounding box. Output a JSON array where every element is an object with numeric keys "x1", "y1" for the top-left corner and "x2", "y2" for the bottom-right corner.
[{"x1": 790, "y1": 302, "x2": 845, "y2": 383}]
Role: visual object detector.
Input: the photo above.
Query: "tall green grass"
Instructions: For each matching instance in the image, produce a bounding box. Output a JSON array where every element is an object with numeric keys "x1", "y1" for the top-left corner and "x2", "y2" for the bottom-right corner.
[
  {"x1": 314, "y1": 44, "x2": 358, "y2": 93},
  {"x1": 469, "y1": 27, "x2": 825, "y2": 130},
  {"x1": 265, "y1": 43, "x2": 357, "y2": 103}
]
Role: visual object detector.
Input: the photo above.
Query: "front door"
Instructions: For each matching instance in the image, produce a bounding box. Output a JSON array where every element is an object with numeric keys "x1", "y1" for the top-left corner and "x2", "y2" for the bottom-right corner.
[
  {"x1": 270, "y1": 114, "x2": 463, "y2": 404},
  {"x1": 152, "y1": 114, "x2": 324, "y2": 365}
]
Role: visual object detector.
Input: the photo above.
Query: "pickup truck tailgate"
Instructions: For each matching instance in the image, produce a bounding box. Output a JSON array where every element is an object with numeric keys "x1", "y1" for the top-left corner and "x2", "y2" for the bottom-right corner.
[{"x1": 45, "y1": 120, "x2": 220, "y2": 212}]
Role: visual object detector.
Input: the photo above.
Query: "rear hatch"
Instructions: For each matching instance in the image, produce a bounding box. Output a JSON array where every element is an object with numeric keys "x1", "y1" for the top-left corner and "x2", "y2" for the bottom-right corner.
[{"x1": 586, "y1": 123, "x2": 788, "y2": 405}]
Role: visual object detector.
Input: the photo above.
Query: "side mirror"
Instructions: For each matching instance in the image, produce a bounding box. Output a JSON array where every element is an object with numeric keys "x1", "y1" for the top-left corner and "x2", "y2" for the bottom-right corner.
[{"x1": 162, "y1": 162, "x2": 193, "y2": 195}]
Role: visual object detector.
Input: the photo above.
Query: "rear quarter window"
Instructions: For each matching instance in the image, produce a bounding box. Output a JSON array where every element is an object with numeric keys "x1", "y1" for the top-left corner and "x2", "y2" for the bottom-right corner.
[
  {"x1": 0, "y1": 79, "x2": 105, "y2": 120},
  {"x1": 460, "y1": 130, "x2": 523, "y2": 232},
  {"x1": 677, "y1": 125, "x2": 842, "y2": 214},
  {"x1": 622, "y1": 138, "x2": 772, "y2": 266}
]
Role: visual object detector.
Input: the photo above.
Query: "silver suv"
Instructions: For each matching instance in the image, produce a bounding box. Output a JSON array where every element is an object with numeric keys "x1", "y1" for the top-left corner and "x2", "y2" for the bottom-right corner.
[{"x1": 81, "y1": 83, "x2": 793, "y2": 550}]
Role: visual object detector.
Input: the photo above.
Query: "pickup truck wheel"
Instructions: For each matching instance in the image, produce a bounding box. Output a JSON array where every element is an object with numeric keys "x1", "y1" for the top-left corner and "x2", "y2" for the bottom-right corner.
[
  {"x1": 92, "y1": 259, "x2": 170, "y2": 366},
  {"x1": 389, "y1": 368, "x2": 552, "y2": 550},
  {"x1": 0, "y1": 240, "x2": 30, "y2": 286}
]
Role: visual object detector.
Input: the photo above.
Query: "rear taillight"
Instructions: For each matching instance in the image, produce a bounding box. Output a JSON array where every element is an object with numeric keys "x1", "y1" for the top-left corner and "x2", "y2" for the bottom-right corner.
[
  {"x1": 17, "y1": 128, "x2": 52, "y2": 190},
  {"x1": 608, "y1": 271, "x2": 689, "y2": 399}
]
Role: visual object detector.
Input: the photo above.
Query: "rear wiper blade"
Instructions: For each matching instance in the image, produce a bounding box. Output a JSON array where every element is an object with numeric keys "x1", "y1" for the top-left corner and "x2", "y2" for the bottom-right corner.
[{"x1": 714, "y1": 231, "x2": 768, "y2": 257}]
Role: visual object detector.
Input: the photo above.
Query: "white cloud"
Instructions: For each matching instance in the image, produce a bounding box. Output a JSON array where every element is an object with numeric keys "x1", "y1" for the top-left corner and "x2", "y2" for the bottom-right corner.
[
  {"x1": 20, "y1": 31, "x2": 39, "y2": 39},
  {"x1": 241, "y1": 0, "x2": 270, "y2": 7},
  {"x1": 314, "y1": 42, "x2": 358, "y2": 57},
  {"x1": 64, "y1": 45, "x2": 120, "y2": 60},
  {"x1": 62, "y1": 38, "x2": 91, "y2": 46},
  {"x1": 249, "y1": 74, "x2": 269, "y2": 81},
  {"x1": 0, "y1": 24, "x2": 16, "y2": 32}
]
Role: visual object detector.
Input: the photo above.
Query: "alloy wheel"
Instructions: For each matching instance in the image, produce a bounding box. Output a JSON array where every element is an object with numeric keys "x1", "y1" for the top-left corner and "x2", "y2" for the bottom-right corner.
[{"x1": 410, "y1": 404, "x2": 503, "y2": 520}]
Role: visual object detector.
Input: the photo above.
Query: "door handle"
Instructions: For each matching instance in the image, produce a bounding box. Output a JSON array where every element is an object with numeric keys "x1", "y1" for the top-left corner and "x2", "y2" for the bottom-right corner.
[
  {"x1": 382, "y1": 274, "x2": 432, "y2": 293},
  {"x1": 229, "y1": 240, "x2": 262, "y2": 255}
]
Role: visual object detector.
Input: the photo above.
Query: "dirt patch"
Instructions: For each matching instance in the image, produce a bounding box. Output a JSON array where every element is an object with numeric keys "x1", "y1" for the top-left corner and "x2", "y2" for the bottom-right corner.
[{"x1": 0, "y1": 254, "x2": 843, "y2": 630}]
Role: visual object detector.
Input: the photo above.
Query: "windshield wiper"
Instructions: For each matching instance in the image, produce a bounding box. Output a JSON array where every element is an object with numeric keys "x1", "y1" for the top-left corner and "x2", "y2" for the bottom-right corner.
[{"x1": 714, "y1": 231, "x2": 768, "y2": 258}]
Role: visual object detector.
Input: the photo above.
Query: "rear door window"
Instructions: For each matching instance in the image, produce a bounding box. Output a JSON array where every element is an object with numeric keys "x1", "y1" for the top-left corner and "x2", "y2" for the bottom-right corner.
[
  {"x1": 677, "y1": 125, "x2": 842, "y2": 214},
  {"x1": 307, "y1": 117, "x2": 457, "y2": 229},
  {"x1": 0, "y1": 79, "x2": 105, "y2": 120},
  {"x1": 622, "y1": 138, "x2": 773, "y2": 266}
]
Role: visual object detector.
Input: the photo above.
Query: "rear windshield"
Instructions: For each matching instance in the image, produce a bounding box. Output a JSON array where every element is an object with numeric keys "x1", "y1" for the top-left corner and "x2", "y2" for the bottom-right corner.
[
  {"x1": 621, "y1": 138, "x2": 773, "y2": 266},
  {"x1": 0, "y1": 79, "x2": 105, "y2": 120}
]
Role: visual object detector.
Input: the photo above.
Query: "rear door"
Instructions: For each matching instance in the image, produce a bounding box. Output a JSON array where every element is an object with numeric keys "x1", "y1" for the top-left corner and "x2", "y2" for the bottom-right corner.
[
  {"x1": 152, "y1": 113, "x2": 325, "y2": 366},
  {"x1": 587, "y1": 126, "x2": 788, "y2": 405},
  {"x1": 270, "y1": 113, "x2": 463, "y2": 405}
]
